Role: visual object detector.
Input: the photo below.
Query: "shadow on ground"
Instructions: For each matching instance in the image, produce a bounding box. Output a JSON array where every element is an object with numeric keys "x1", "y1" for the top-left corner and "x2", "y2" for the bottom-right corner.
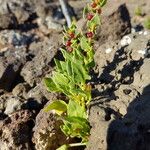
[{"x1": 107, "y1": 84, "x2": 150, "y2": 150}]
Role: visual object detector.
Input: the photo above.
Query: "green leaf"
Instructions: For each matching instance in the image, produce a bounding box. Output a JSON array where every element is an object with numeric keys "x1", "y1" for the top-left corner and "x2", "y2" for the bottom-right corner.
[
  {"x1": 72, "y1": 61, "x2": 91, "y2": 82},
  {"x1": 61, "y1": 116, "x2": 90, "y2": 140},
  {"x1": 44, "y1": 100, "x2": 67, "y2": 115},
  {"x1": 87, "y1": 13, "x2": 100, "y2": 30},
  {"x1": 66, "y1": 60, "x2": 73, "y2": 77},
  {"x1": 44, "y1": 78, "x2": 60, "y2": 92},
  {"x1": 53, "y1": 72, "x2": 69, "y2": 86},
  {"x1": 60, "y1": 61, "x2": 67, "y2": 72},
  {"x1": 83, "y1": 6, "x2": 89, "y2": 18},
  {"x1": 91, "y1": 13, "x2": 101, "y2": 25},
  {"x1": 56, "y1": 144, "x2": 69, "y2": 150},
  {"x1": 81, "y1": 36, "x2": 91, "y2": 52},
  {"x1": 67, "y1": 100, "x2": 87, "y2": 118},
  {"x1": 61, "y1": 48, "x2": 73, "y2": 61},
  {"x1": 100, "y1": 0, "x2": 107, "y2": 7},
  {"x1": 55, "y1": 59, "x2": 63, "y2": 72}
]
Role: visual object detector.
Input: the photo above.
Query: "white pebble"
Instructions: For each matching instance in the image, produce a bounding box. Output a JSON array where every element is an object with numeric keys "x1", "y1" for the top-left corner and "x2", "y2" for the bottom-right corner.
[
  {"x1": 138, "y1": 50, "x2": 146, "y2": 55},
  {"x1": 105, "y1": 48, "x2": 112, "y2": 54},
  {"x1": 139, "y1": 31, "x2": 143, "y2": 35},
  {"x1": 131, "y1": 28, "x2": 136, "y2": 33},
  {"x1": 143, "y1": 31, "x2": 148, "y2": 35},
  {"x1": 120, "y1": 36, "x2": 132, "y2": 46}
]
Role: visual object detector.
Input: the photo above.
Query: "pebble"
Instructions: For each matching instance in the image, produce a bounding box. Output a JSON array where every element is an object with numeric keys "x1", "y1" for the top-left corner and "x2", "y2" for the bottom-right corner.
[
  {"x1": 139, "y1": 31, "x2": 143, "y2": 35},
  {"x1": 120, "y1": 36, "x2": 132, "y2": 46},
  {"x1": 105, "y1": 48, "x2": 112, "y2": 54},
  {"x1": 138, "y1": 49, "x2": 146, "y2": 55},
  {"x1": 143, "y1": 31, "x2": 148, "y2": 35}
]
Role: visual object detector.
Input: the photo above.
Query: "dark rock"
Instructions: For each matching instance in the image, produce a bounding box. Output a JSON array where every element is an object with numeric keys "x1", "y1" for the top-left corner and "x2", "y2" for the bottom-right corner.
[
  {"x1": 0, "y1": 14, "x2": 17, "y2": 30},
  {"x1": 32, "y1": 101, "x2": 71, "y2": 150},
  {"x1": 106, "y1": 85, "x2": 150, "y2": 150},
  {"x1": 21, "y1": 33, "x2": 62, "y2": 86},
  {"x1": 24, "y1": 82, "x2": 59, "y2": 111},
  {"x1": 0, "y1": 110, "x2": 35, "y2": 150},
  {"x1": 0, "y1": 0, "x2": 35, "y2": 25},
  {"x1": 98, "y1": 4, "x2": 131, "y2": 44},
  {"x1": 0, "y1": 93, "x2": 25, "y2": 115},
  {"x1": 0, "y1": 30, "x2": 35, "y2": 47},
  {"x1": 0, "y1": 47, "x2": 27, "y2": 91},
  {"x1": 12, "y1": 83, "x2": 30, "y2": 99}
]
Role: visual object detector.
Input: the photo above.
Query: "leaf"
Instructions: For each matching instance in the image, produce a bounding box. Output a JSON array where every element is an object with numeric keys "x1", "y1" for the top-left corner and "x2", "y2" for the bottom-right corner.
[
  {"x1": 60, "y1": 61, "x2": 67, "y2": 72},
  {"x1": 56, "y1": 144, "x2": 69, "y2": 150},
  {"x1": 61, "y1": 48, "x2": 73, "y2": 61},
  {"x1": 44, "y1": 78, "x2": 60, "y2": 92},
  {"x1": 91, "y1": 13, "x2": 101, "y2": 25},
  {"x1": 66, "y1": 60, "x2": 73, "y2": 77},
  {"x1": 44, "y1": 100, "x2": 67, "y2": 115},
  {"x1": 67, "y1": 100, "x2": 87, "y2": 119},
  {"x1": 87, "y1": 13, "x2": 100, "y2": 30},
  {"x1": 80, "y1": 36, "x2": 91, "y2": 52},
  {"x1": 53, "y1": 72, "x2": 69, "y2": 86},
  {"x1": 100, "y1": 0, "x2": 107, "y2": 7},
  {"x1": 61, "y1": 116, "x2": 90, "y2": 140},
  {"x1": 72, "y1": 60, "x2": 91, "y2": 82},
  {"x1": 83, "y1": 6, "x2": 89, "y2": 18},
  {"x1": 55, "y1": 59, "x2": 63, "y2": 72}
]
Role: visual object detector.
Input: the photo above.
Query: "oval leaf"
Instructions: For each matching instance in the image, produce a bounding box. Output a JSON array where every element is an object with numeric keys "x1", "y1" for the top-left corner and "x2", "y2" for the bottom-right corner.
[{"x1": 44, "y1": 100, "x2": 67, "y2": 115}]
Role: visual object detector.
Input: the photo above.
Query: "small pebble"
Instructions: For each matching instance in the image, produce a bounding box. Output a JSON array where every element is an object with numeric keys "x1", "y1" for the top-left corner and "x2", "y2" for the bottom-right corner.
[
  {"x1": 143, "y1": 31, "x2": 148, "y2": 35},
  {"x1": 138, "y1": 50, "x2": 146, "y2": 55},
  {"x1": 139, "y1": 31, "x2": 143, "y2": 35},
  {"x1": 131, "y1": 28, "x2": 136, "y2": 33},
  {"x1": 120, "y1": 36, "x2": 131, "y2": 46},
  {"x1": 105, "y1": 48, "x2": 112, "y2": 54}
]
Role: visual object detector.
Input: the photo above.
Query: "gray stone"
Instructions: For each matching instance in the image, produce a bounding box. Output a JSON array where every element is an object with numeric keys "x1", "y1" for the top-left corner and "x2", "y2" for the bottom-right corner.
[
  {"x1": 98, "y1": 4, "x2": 131, "y2": 44},
  {"x1": 0, "y1": 14, "x2": 17, "y2": 30},
  {"x1": 12, "y1": 83, "x2": 30, "y2": 99},
  {"x1": 21, "y1": 34, "x2": 61, "y2": 86},
  {"x1": 0, "y1": 30, "x2": 35, "y2": 47},
  {"x1": 0, "y1": 94, "x2": 24, "y2": 115},
  {"x1": 0, "y1": 110, "x2": 34, "y2": 150},
  {"x1": 0, "y1": 47, "x2": 27, "y2": 91}
]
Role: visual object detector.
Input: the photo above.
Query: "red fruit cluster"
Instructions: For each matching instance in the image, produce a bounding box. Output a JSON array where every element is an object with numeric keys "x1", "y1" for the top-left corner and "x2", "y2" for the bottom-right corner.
[
  {"x1": 67, "y1": 47, "x2": 73, "y2": 53},
  {"x1": 86, "y1": 32, "x2": 93, "y2": 38},
  {"x1": 66, "y1": 40, "x2": 72, "y2": 47},
  {"x1": 65, "y1": 32, "x2": 76, "y2": 52},
  {"x1": 69, "y1": 33, "x2": 75, "y2": 39},
  {"x1": 91, "y1": 2, "x2": 97, "y2": 8},
  {"x1": 97, "y1": 8, "x2": 102, "y2": 14},
  {"x1": 91, "y1": 1, "x2": 102, "y2": 14},
  {"x1": 87, "y1": 14, "x2": 94, "y2": 20}
]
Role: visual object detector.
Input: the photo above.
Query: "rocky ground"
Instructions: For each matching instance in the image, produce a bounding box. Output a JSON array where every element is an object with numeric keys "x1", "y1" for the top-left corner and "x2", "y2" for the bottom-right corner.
[{"x1": 0, "y1": 0, "x2": 150, "y2": 150}]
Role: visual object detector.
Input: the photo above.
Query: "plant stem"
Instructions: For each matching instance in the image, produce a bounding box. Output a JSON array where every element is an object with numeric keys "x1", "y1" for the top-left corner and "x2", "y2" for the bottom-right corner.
[
  {"x1": 59, "y1": 0, "x2": 72, "y2": 27},
  {"x1": 69, "y1": 142, "x2": 87, "y2": 147}
]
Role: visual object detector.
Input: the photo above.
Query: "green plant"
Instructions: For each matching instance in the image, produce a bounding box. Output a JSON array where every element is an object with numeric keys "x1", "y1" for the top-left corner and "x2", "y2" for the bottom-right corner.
[
  {"x1": 144, "y1": 17, "x2": 150, "y2": 29},
  {"x1": 44, "y1": 0, "x2": 107, "y2": 149},
  {"x1": 134, "y1": 6, "x2": 143, "y2": 16}
]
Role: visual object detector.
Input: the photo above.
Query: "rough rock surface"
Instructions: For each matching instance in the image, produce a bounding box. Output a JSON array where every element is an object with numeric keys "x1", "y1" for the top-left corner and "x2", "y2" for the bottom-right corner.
[
  {"x1": 98, "y1": 4, "x2": 131, "y2": 44},
  {"x1": 32, "y1": 101, "x2": 71, "y2": 150},
  {"x1": 21, "y1": 34, "x2": 62, "y2": 87},
  {"x1": 0, "y1": 47, "x2": 27, "y2": 91},
  {"x1": 86, "y1": 31, "x2": 150, "y2": 150},
  {"x1": 0, "y1": 110, "x2": 34, "y2": 150}
]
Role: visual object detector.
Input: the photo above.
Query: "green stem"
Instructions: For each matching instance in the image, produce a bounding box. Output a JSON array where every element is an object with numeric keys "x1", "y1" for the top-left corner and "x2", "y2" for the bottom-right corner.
[{"x1": 69, "y1": 142, "x2": 87, "y2": 147}]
